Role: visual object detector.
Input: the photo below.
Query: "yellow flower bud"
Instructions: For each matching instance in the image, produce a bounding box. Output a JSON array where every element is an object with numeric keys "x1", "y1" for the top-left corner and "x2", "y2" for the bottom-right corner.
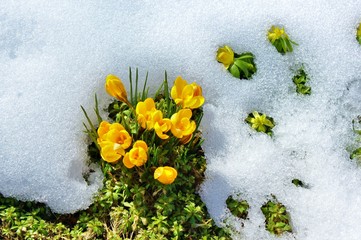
[
  {"x1": 267, "y1": 26, "x2": 288, "y2": 43},
  {"x1": 170, "y1": 76, "x2": 205, "y2": 109},
  {"x1": 136, "y1": 98, "x2": 157, "y2": 129},
  {"x1": 170, "y1": 109, "x2": 196, "y2": 138},
  {"x1": 123, "y1": 140, "x2": 148, "y2": 168},
  {"x1": 216, "y1": 45, "x2": 234, "y2": 69},
  {"x1": 105, "y1": 74, "x2": 129, "y2": 104},
  {"x1": 154, "y1": 166, "x2": 178, "y2": 184}
]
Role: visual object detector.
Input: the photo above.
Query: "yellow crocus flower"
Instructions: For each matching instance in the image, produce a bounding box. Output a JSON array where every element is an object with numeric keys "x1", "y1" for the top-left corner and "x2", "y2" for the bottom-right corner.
[
  {"x1": 123, "y1": 140, "x2": 148, "y2": 168},
  {"x1": 154, "y1": 166, "x2": 178, "y2": 184},
  {"x1": 170, "y1": 109, "x2": 196, "y2": 139},
  {"x1": 105, "y1": 74, "x2": 129, "y2": 104},
  {"x1": 152, "y1": 110, "x2": 172, "y2": 139},
  {"x1": 170, "y1": 76, "x2": 205, "y2": 109},
  {"x1": 97, "y1": 120, "x2": 111, "y2": 142},
  {"x1": 216, "y1": 45, "x2": 234, "y2": 69},
  {"x1": 136, "y1": 98, "x2": 157, "y2": 129},
  {"x1": 357, "y1": 23, "x2": 361, "y2": 38},
  {"x1": 97, "y1": 122, "x2": 132, "y2": 163}
]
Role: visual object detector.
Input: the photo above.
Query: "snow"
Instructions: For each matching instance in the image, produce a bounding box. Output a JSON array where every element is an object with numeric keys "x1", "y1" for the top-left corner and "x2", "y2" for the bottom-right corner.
[{"x1": 1, "y1": 0, "x2": 361, "y2": 239}]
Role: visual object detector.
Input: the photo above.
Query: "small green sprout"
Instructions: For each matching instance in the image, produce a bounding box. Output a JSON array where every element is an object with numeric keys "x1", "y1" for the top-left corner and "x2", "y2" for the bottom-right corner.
[
  {"x1": 245, "y1": 111, "x2": 275, "y2": 136},
  {"x1": 217, "y1": 45, "x2": 257, "y2": 80},
  {"x1": 357, "y1": 22, "x2": 361, "y2": 44},
  {"x1": 261, "y1": 198, "x2": 292, "y2": 235},
  {"x1": 226, "y1": 196, "x2": 249, "y2": 219},
  {"x1": 292, "y1": 179, "x2": 309, "y2": 188},
  {"x1": 351, "y1": 147, "x2": 361, "y2": 163},
  {"x1": 267, "y1": 26, "x2": 298, "y2": 54},
  {"x1": 350, "y1": 116, "x2": 361, "y2": 164},
  {"x1": 352, "y1": 115, "x2": 361, "y2": 135},
  {"x1": 292, "y1": 68, "x2": 311, "y2": 95}
]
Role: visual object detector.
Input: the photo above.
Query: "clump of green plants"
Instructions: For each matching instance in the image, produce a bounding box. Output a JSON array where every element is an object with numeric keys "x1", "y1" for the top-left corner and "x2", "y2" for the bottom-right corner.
[
  {"x1": 292, "y1": 178, "x2": 309, "y2": 188},
  {"x1": 267, "y1": 26, "x2": 298, "y2": 54},
  {"x1": 226, "y1": 196, "x2": 249, "y2": 220},
  {"x1": 292, "y1": 67, "x2": 311, "y2": 95},
  {"x1": 83, "y1": 69, "x2": 231, "y2": 239},
  {"x1": 261, "y1": 197, "x2": 292, "y2": 236},
  {"x1": 0, "y1": 69, "x2": 231, "y2": 239},
  {"x1": 356, "y1": 22, "x2": 361, "y2": 44},
  {"x1": 350, "y1": 116, "x2": 361, "y2": 164},
  {"x1": 217, "y1": 45, "x2": 257, "y2": 80},
  {"x1": 245, "y1": 111, "x2": 275, "y2": 136}
]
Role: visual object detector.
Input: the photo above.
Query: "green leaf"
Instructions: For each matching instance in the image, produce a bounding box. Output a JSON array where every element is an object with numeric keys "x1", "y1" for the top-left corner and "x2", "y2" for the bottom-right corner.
[
  {"x1": 233, "y1": 60, "x2": 249, "y2": 78},
  {"x1": 280, "y1": 39, "x2": 288, "y2": 53},
  {"x1": 286, "y1": 39, "x2": 294, "y2": 52},
  {"x1": 229, "y1": 64, "x2": 240, "y2": 78}
]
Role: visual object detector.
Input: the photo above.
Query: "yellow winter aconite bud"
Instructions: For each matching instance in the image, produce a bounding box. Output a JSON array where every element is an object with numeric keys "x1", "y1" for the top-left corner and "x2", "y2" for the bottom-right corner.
[
  {"x1": 105, "y1": 74, "x2": 129, "y2": 104},
  {"x1": 170, "y1": 76, "x2": 205, "y2": 109},
  {"x1": 136, "y1": 98, "x2": 157, "y2": 129},
  {"x1": 216, "y1": 45, "x2": 234, "y2": 69},
  {"x1": 123, "y1": 140, "x2": 148, "y2": 168},
  {"x1": 154, "y1": 166, "x2": 178, "y2": 184},
  {"x1": 170, "y1": 109, "x2": 196, "y2": 139}
]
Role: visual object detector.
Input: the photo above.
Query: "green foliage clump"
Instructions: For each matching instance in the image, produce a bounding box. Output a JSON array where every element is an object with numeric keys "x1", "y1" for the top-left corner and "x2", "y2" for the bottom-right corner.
[
  {"x1": 216, "y1": 45, "x2": 257, "y2": 80},
  {"x1": 292, "y1": 68, "x2": 311, "y2": 95},
  {"x1": 261, "y1": 198, "x2": 292, "y2": 236},
  {"x1": 291, "y1": 179, "x2": 309, "y2": 188},
  {"x1": 229, "y1": 52, "x2": 257, "y2": 80},
  {"x1": 245, "y1": 111, "x2": 275, "y2": 136},
  {"x1": 226, "y1": 196, "x2": 249, "y2": 220}
]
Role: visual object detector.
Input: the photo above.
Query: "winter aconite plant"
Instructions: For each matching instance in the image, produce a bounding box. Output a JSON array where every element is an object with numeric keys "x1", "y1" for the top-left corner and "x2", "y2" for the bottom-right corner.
[
  {"x1": 357, "y1": 22, "x2": 361, "y2": 44},
  {"x1": 217, "y1": 45, "x2": 257, "y2": 80},
  {"x1": 267, "y1": 26, "x2": 297, "y2": 54},
  {"x1": 245, "y1": 111, "x2": 275, "y2": 136},
  {"x1": 261, "y1": 198, "x2": 292, "y2": 235},
  {"x1": 292, "y1": 67, "x2": 311, "y2": 95}
]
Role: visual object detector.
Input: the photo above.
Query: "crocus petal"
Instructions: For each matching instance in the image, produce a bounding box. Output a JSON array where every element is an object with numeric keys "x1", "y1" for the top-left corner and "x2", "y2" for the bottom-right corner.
[
  {"x1": 100, "y1": 143, "x2": 122, "y2": 163},
  {"x1": 123, "y1": 153, "x2": 134, "y2": 168}
]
